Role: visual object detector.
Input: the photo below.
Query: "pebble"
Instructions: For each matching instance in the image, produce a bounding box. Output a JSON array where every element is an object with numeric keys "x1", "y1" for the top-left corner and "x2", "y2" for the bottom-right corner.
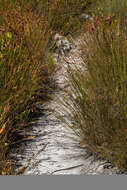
[{"x1": 54, "y1": 33, "x2": 73, "y2": 56}]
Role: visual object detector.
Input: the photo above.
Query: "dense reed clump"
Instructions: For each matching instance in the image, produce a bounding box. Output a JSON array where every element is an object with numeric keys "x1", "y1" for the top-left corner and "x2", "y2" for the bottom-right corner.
[
  {"x1": 0, "y1": 1, "x2": 55, "y2": 174},
  {"x1": 59, "y1": 0, "x2": 127, "y2": 172}
]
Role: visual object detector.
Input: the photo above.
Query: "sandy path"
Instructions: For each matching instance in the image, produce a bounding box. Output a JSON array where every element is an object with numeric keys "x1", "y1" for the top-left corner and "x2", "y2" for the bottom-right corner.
[{"x1": 14, "y1": 35, "x2": 119, "y2": 175}]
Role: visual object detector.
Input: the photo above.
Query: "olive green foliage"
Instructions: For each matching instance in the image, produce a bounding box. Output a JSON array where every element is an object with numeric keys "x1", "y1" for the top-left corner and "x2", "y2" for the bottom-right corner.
[
  {"x1": 48, "y1": 0, "x2": 93, "y2": 35},
  {"x1": 59, "y1": 0, "x2": 127, "y2": 172},
  {"x1": 0, "y1": 0, "x2": 53, "y2": 174}
]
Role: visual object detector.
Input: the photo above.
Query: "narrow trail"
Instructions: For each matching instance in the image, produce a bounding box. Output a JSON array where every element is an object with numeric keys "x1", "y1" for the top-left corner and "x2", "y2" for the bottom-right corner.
[{"x1": 14, "y1": 34, "x2": 119, "y2": 175}]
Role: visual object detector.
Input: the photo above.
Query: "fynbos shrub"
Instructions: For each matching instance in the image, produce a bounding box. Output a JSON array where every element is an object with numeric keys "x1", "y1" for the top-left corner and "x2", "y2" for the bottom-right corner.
[
  {"x1": 0, "y1": 3, "x2": 54, "y2": 174},
  {"x1": 59, "y1": 7, "x2": 127, "y2": 172}
]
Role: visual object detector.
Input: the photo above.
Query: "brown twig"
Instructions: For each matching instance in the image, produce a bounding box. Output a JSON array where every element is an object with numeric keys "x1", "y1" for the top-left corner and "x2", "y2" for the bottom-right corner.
[
  {"x1": 50, "y1": 164, "x2": 84, "y2": 175},
  {"x1": 16, "y1": 143, "x2": 49, "y2": 175}
]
